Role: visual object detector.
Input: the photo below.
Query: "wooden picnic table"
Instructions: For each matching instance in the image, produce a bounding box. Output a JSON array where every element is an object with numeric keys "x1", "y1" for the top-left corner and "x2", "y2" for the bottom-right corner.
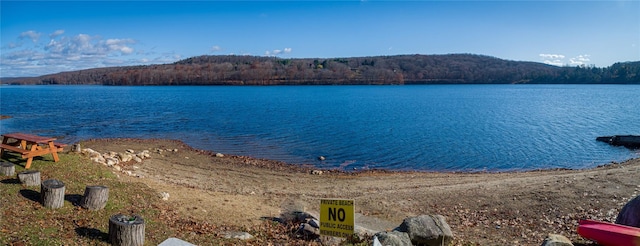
[{"x1": 0, "y1": 133, "x2": 66, "y2": 169}]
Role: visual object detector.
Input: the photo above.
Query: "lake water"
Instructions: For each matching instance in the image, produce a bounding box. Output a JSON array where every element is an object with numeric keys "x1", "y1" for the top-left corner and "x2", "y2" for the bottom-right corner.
[{"x1": 1, "y1": 84, "x2": 638, "y2": 171}]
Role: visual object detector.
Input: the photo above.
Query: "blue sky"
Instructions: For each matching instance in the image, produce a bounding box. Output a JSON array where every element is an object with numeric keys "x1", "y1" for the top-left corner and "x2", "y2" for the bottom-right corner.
[{"x1": 1, "y1": 1, "x2": 639, "y2": 77}]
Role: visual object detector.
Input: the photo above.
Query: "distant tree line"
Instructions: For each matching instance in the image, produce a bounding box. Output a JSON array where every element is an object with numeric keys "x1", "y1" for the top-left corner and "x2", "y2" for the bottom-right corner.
[{"x1": 2, "y1": 54, "x2": 638, "y2": 85}]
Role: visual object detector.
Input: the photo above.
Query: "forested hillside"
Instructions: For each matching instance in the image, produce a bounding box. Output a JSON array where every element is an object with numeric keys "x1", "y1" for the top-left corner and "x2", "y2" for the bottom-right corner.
[{"x1": 2, "y1": 54, "x2": 639, "y2": 85}]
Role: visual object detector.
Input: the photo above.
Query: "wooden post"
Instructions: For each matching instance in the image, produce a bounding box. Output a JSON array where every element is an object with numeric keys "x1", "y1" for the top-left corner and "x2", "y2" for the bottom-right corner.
[
  {"x1": 109, "y1": 214, "x2": 145, "y2": 246},
  {"x1": 41, "y1": 179, "x2": 65, "y2": 209},
  {"x1": 80, "y1": 185, "x2": 109, "y2": 210},
  {"x1": 1, "y1": 162, "x2": 15, "y2": 176},
  {"x1": 17, "y1": 170, "x2": 41, "y2": 186}
]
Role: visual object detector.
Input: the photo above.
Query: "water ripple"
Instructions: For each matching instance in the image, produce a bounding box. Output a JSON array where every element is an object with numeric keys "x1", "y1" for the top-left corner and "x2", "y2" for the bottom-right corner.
[{"x1": 1, "y1": 85, "x2": 639, "y2": 171}]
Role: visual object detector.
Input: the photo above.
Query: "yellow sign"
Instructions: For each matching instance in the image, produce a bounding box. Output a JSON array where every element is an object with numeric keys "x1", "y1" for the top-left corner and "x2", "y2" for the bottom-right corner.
[{"x1": 319, "y1": 199, "x2": 355, "y2": 238}]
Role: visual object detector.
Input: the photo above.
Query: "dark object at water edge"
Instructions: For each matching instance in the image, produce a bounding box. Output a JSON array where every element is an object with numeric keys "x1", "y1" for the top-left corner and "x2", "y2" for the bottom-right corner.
[{"x1": 596, "y1": 135, "x2": 640, "y2": 149}]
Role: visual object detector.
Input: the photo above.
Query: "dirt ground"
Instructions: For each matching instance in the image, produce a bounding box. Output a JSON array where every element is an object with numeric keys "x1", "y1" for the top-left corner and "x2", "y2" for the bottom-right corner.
[{"x1": 81, "y1": 138, "x2": 640, "y2": 245}]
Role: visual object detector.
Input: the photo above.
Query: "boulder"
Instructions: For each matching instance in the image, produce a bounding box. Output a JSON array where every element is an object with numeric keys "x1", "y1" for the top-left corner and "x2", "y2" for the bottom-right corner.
[
  {"x1": 397, "y1": 215, "x2": 453, "y2": 246},
  {"x1": 299, "y1": 222, "x2": 320, "y2": 237},
  {"x1": 83, "y1": 148, "x2": 102, "y2": 158},
  {"x1": 105, "y1": 158, "x2": 118, "y2": 167},
  {"x1": 118, "y1": 153, "x2": 133, "y2": 162},
  {"x1": 137, "y1": 150, "x2": 150, "y2": 158},
  {"x1": 355, "y1": 225, "x2": 377, "y2": 237},
  {"x1": 308, "y1": 218, "x2": 320, "y2": 228},
  {"x1": 541, "y1": 234, "x2": 573, "y2": 246},
  {"x1": 280, "y1": 210, "x2": 317, "y2": 224},
  {"x1": 158, "y1": 237, "x2": 196, "y2": 246},
  {"x1": 90, "y1": 156, "x2": 106, "y2": 165},
  {"x1": 374, "y1": 231, "x2": 412, "y2": 246},
  {"x1": 616, "y1": 195, "x2": 640, "y2": 227}
]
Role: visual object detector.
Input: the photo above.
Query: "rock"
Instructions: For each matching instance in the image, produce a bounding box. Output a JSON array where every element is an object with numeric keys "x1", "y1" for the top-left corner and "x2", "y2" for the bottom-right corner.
[
  {"x1": 114, "y1": 166, "x2": 122, "y2": 171},
  {"x1": 397, "y1": 215, "x2": 453, "y2": 246},
  {"x1": 281, "y1": 210, "x2": 317, "y2": 224},
  {"x1": 118, "y1": 153, "x2": 133, "y2": 162},
  {"x1": 105, "y1": 158, "x2": 118, "y2": 167},
  {"x1": 318, "y1": 156, "x2": 326, "y2": 161},
  {"x1": 158, "y1": 237, "x2": 196, "y2": 246},
  {"x1": 299, "y1": 223, "x2": 320, "y2": 237},
  {"x1": 355, "y1": 225, "x2": 377, "y2": 237},
  {"x1": 137, "y1": 150, "x2": 150, "y2": 159},
  {"x1": 215, "y1": 153, "x2": 224, "y2": 158},
  {"x1": 541, "y1": 234, "x2": 573, "y2": 246},
  {"x1": 91, "y1": 156, "x2": 106, "y2": 165},
  {"x1": 616, "y1": 195, "x2": 640, "y2": 227},
  {"x1": 126, "y1": 149, "x2": 135, "y2": 153},
  {"x1": 374, "y1": 236, "x2": 383, "y2": 246},
  {"x1": 596, "y1": 135, "x2": 640, "y2": 148},
  {"x1": 374, "y1": 231, "x2": 412, "y2": 246},
  {"x1": 311, "y1": 170, "x2": 323, "y2": 175},
  {"x1": 133, "y1": 156, "x2": 143, "y2": 163},
  {"x1": 308, "y1": 218, "x2": 320, "y2": 228},
  {"x1": 83, "y1": 148, "x2": 102, "y2": 158},
  {"x1": 224, "y1": 231, "x2": 253, "y2": 240},
  {"x1": 159, "y1": 192, "x2": 170, "y2": 201}
]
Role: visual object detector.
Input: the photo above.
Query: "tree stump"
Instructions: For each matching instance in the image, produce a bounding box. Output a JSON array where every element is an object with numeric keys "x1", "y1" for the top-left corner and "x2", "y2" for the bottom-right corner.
[
  {"x1": 41, "y1": 179, "x2": 65, "y2": 209},
  {"x1": 80, "y1": 185, "x2": 109, "y2": 210},
  {"x1": 109, "y1": 214, "x2": 145, "y2": 246},
  {"x1": 1, "y1": 162, "x2": 15, "y2": 176},
  {"x1": 17, "y1": 170, "x2": 41, "y2": 186},
  {"x1": 72, "y1": 143, "x2": 82, "y2": 153}
]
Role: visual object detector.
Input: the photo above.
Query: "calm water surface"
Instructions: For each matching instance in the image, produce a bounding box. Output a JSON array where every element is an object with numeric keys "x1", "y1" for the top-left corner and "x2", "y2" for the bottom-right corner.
[{"x1": 1, "y1": 84, "x2": 638, "y2": 171}]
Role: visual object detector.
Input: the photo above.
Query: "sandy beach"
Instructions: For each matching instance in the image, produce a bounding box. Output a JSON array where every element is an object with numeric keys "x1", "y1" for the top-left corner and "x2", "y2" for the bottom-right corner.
[{"x1": 79, "y1": 138, "x2": 640, "y2": 245}]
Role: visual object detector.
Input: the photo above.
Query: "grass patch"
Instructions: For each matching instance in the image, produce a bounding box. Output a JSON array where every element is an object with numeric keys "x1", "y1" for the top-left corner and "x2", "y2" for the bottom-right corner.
[{"x1": 1, "y1": 152, "x2": 177, "y2": 245}]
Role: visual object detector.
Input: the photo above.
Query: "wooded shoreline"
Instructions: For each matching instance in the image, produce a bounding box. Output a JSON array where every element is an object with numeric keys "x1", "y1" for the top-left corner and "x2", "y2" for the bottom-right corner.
[{"x1": 2, "y1": 54, "x2": 639, "y2": 85}]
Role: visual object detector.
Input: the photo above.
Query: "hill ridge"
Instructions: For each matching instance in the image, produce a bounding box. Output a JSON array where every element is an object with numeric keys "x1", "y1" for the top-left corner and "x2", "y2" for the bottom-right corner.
[{"x1": 2, "y1": 54, "x2": 638, "y2": 85}]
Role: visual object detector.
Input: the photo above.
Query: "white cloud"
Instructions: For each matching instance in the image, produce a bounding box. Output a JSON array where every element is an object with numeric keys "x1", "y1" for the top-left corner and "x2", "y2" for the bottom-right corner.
[
  {"x1": 542, "y1": 59, "x2": 565, "y2": 66},
  {"x1": 50, "y1": 30, "x2": 65, "y2": 39},
  {"x1": 0, "y1": 30, "x2": 166, "y2": 77},
  {"x1": 539, "y1": 53, "x2": 566, "y2": 66},
  {"x1": 211, "y1": 45, "x2": 221, "y2": 52},
  {"x1": 539, "y1": 53, "x2": 593, "y2": 67},
  {"x1": 539, "y1": 54, "x2": 565, "y2": 59},
  {"x1": 19, "y1": 30, "x2": 41, "y2": 43},
  {"x1": 569, "y1": 54, "x2": 590, "y2": 66},
  {"x1": 265, "y1": 47, "x2": 292, "y2": 56},
  {"x1": 3, "y1": 42, "x2": 21, "y2": 49},
  {"x1": 105, "y1": 38, "x2": 136, "y2": 54}
]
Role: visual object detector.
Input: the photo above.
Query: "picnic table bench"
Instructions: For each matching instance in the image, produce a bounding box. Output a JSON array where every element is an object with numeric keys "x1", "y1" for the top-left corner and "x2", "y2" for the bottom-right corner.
[{"x1": 0, "y1": 133, "x2": 67, "y2": 169}]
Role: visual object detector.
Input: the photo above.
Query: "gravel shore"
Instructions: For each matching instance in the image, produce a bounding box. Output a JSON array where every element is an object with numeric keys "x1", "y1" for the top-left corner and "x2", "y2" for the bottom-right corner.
[{"x1": 81, "y1": 138, "x2": 640, "y2": 245}]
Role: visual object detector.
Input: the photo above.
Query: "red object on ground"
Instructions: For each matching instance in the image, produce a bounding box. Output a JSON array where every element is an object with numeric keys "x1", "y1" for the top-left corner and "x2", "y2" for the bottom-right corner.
[{"x1": 578, "y1": 219, "x2": 640, "y2": 246}]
